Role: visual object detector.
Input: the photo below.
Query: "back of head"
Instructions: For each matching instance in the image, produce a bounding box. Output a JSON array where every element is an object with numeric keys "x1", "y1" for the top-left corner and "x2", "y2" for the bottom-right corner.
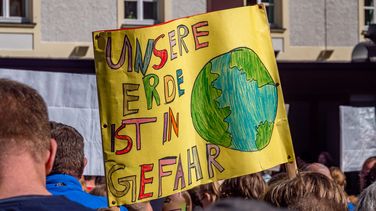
[
  {"x1": 357, "y1": 181, "x2": 376, "y2": 211},
  {"x1": 264, "y1": 172, "x2": 347, "y2": 210},
  {"x1": 288, "y1": 195, "x2": 344, "y2": 211},
  {"x1": 0, "y1": 79, "x2": 50, "y2": 165},
  {"x1": 49, "y1": 122, "x2": 85, "y2": 178},
  {"x1": 206, "y1": 198, "x2": 285, "y2": 211},
  {"x1": 220, "y1": 173, "x2": 266, "y2": 200},
  {"x1": 188, "y1": 182, "x2": 220, "y2": 209},
  {"x1": 304, "y1": 163, "x2": 332, "y2": 179},
  {"x1": 162, "y1": 191, "x2": 192, "y2": 211}
]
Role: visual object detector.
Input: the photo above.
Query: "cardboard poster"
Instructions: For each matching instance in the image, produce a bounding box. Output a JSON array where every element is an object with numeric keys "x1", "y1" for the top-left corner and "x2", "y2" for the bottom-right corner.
[{"x1": 93, "y1": 5, "x2": 295, "y2": 205}]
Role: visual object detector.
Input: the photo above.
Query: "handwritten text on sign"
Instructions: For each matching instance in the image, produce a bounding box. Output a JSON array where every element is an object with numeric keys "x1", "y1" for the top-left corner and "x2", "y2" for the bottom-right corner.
[{"x1": 93, "y1": 5, "x2": 295, "y2": 206}]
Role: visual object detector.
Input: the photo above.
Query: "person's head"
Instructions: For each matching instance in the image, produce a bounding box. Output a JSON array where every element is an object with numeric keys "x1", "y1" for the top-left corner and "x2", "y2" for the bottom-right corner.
[
  {"x1": 330, "y1": 166, "x2": 347, "y2": 190},
  {"x1": 360, "y1": 156, "x2": 376, "y2": 191},
  {"x1": 304, "y1": 162, "x2": 332, "y2": 179},
  {"x1": 357, "y1": 181, "x2": 376, "y2": 211},
  {"x1": 288, "y1": 195, "x2": 344, "y2": 211},
  {"x1": 89, "y1": 184, "x2": 107, "y2": 197},
  {"x1": 220, "y1": 172, "x2": 266, "y2": 200},
  {"x1": 364, "y1": 164, "x2": 376, "y2": 190},
  {"x1": 0, "y1": 79, "x2": 56, "y2": 179},
  {"x1": 317, "y1": 151, "x2": 334, "y2": 167},
  {"x1": 206, "y1": 198, "x2": 284, "y2": 211},
  {"x1": 95, "y1": 176, "x2": 106, "y2": 186},
  {"x1": 162, "y1": 191, "x2": 192, "y2": 211},
  {"x1": 188, "y1": 182, "x2": 220, "y2": 209},
  {"x1": 125, "y1": 202, "x2": 153, "y2": 211},
  {"x1": 49, "y1": 121, "x2": 86, "y2": 178},
  {"x1": 264, "y1": 172, "x2": 347, "y2": 210}
]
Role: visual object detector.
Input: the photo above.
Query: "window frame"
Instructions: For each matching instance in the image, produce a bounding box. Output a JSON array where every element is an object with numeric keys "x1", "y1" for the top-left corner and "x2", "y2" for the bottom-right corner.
[
  {"x1": 249, "y1": 0, "x2": 282, "y2": 29},
  {"x1": 123, "y1": 0, "x2": 158, "y2": 26},
  {"x1": 364, "y1": 0, "x2": 375, "y2": 28},
  {"x1": 261, "y1": 0, "x2": 276, "y2": 26},
  {"x1": 0, "y1": 0, "x2": 30, "y2": 23}
]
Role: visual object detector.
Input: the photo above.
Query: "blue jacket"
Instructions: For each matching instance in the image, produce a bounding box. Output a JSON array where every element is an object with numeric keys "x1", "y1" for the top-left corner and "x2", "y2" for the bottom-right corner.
[{"x1": 46, "y1": 174, "x2": 127, "y2": 211}]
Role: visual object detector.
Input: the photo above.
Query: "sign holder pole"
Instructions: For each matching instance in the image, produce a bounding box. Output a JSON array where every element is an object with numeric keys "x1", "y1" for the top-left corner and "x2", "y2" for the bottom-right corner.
[{"x1": 285, "y1": 160, "x2": 298, "y2": 178}]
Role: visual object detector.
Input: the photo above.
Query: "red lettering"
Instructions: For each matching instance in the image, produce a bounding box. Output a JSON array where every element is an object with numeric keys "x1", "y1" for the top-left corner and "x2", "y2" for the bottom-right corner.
[
  {"x1": 139, "y1": 163, "x2": 154, "y2": 200},
  {"x1": 114, "y1": 123, "x2": 132, "y2": 155},
  {"x1": 152, "y1": 34, "x2": 168, "y2": 70}
]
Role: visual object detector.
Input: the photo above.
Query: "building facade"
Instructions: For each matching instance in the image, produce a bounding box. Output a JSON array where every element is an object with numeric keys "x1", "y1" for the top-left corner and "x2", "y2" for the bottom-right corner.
[{"x1": 0, "y1": 0, "x2": 373, "y2": 61}]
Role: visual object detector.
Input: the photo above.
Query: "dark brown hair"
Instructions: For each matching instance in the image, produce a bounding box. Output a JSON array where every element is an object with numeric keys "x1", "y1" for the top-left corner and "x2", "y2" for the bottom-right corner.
[
  {"x1": 89, "y1": 184, "x2": 107, "y2": 196},
  {"x1": 360, "y1": 156, "x2": 376, "y2": 191},
  {"x1": 188, "y1": 182, "x2": 220, "y2": 208},
  {"x1": 49, "y1": 121, "x2": 85, "y2": 178},
  {"x1": 0, "y1": 79, "x2": 50, "y2": 162},
  {"x1": 264, "y1": 172, "x2": 347, "y2": 210},
  {"x1": 364, "y1": 164, "x2": 376, "y2": 190},
  {"x1": 220, "y1": 173, "x2": 266, "y2": 200}
]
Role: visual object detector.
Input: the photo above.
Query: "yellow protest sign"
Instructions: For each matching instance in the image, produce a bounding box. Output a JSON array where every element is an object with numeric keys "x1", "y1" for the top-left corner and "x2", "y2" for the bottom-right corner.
[{"x1": 93, "y1": 5, "x2": 295, "y2": 206}]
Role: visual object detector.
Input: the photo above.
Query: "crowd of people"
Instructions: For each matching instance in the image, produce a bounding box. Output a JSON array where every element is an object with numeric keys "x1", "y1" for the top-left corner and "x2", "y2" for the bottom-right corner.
[{"x1": 0, "y1": 78, "x2": 375, "y2": 211}]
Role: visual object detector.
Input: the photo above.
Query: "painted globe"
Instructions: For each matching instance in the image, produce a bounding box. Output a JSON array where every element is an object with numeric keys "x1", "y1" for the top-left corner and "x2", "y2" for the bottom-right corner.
[{"x1": 191, "y1": 47, "x2": 278, "y2": 151}]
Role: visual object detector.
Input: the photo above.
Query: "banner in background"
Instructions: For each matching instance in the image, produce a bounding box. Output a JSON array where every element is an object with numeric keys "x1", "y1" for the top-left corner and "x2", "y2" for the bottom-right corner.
[
  {"x1": 340, "y1": 106, "x2": 376, "y2": 172},
  {"x1": 0, "y1": 68, "x2": 103, "y2": 176},
  {"x1": 93, "y1": 5, "x2": 295, "y2": 205}
]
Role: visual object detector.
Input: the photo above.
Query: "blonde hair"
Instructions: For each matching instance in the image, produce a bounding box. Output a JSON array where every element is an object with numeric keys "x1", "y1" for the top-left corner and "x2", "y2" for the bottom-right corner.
[{"x1": 330, "y1": 167, "x2": 346, "y2": 189}]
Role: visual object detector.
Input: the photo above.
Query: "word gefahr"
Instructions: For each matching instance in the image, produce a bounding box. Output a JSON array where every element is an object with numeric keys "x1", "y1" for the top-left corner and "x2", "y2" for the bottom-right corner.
[{"x1": 106, "y1": 144, "x2": 225, "y2": 203}]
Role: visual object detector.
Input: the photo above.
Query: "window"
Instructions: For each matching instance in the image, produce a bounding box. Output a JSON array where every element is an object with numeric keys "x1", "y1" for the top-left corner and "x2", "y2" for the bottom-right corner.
[
  {"x1": 365, "y1": 0, "x2": 375, "y2": 27},
  {"x1": 261, "y1": 0, "x2": 275, "y2": 25},
  {"x1": 124, "y1": 0, "x2": 158, "y2": 26},
  {"x1": 0, "y1": 0, "x2": 30, "y2": 23},
  {"x1": 247, "y1": 0, "x2": 281, "y2": 28}
]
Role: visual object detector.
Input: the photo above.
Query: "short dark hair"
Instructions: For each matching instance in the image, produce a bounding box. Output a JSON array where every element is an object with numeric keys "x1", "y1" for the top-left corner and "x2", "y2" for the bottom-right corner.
[
  {"x1": 49, "y1": 121, "x2": 85, "y2": 178},
  {"x1": 0, "y1": 79, "x2": 50, "y2": 163}
]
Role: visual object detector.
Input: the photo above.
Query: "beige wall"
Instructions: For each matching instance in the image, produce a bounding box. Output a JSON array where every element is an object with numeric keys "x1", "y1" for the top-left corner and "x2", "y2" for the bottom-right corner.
[
  {"x1": 0, "y1": 0, "x2": 364, "y2": 61},
  {"x1": 271, "y1": 0, "x2": 359, "y2": 61},
  {"x1": 0, "y1": 0, "x2": 96, "y2": 58}
]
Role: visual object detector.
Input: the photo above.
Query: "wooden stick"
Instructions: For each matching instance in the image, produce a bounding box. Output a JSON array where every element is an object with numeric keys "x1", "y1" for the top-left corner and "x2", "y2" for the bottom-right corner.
[{"x1": 285, "y1": 159, "x2": 298, "y2": 178}]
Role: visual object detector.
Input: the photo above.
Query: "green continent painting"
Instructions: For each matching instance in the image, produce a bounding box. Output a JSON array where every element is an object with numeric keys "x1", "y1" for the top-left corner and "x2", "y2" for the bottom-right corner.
[{"x1": 191, "y1": 47, "x2": 278, "y2": 151}]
